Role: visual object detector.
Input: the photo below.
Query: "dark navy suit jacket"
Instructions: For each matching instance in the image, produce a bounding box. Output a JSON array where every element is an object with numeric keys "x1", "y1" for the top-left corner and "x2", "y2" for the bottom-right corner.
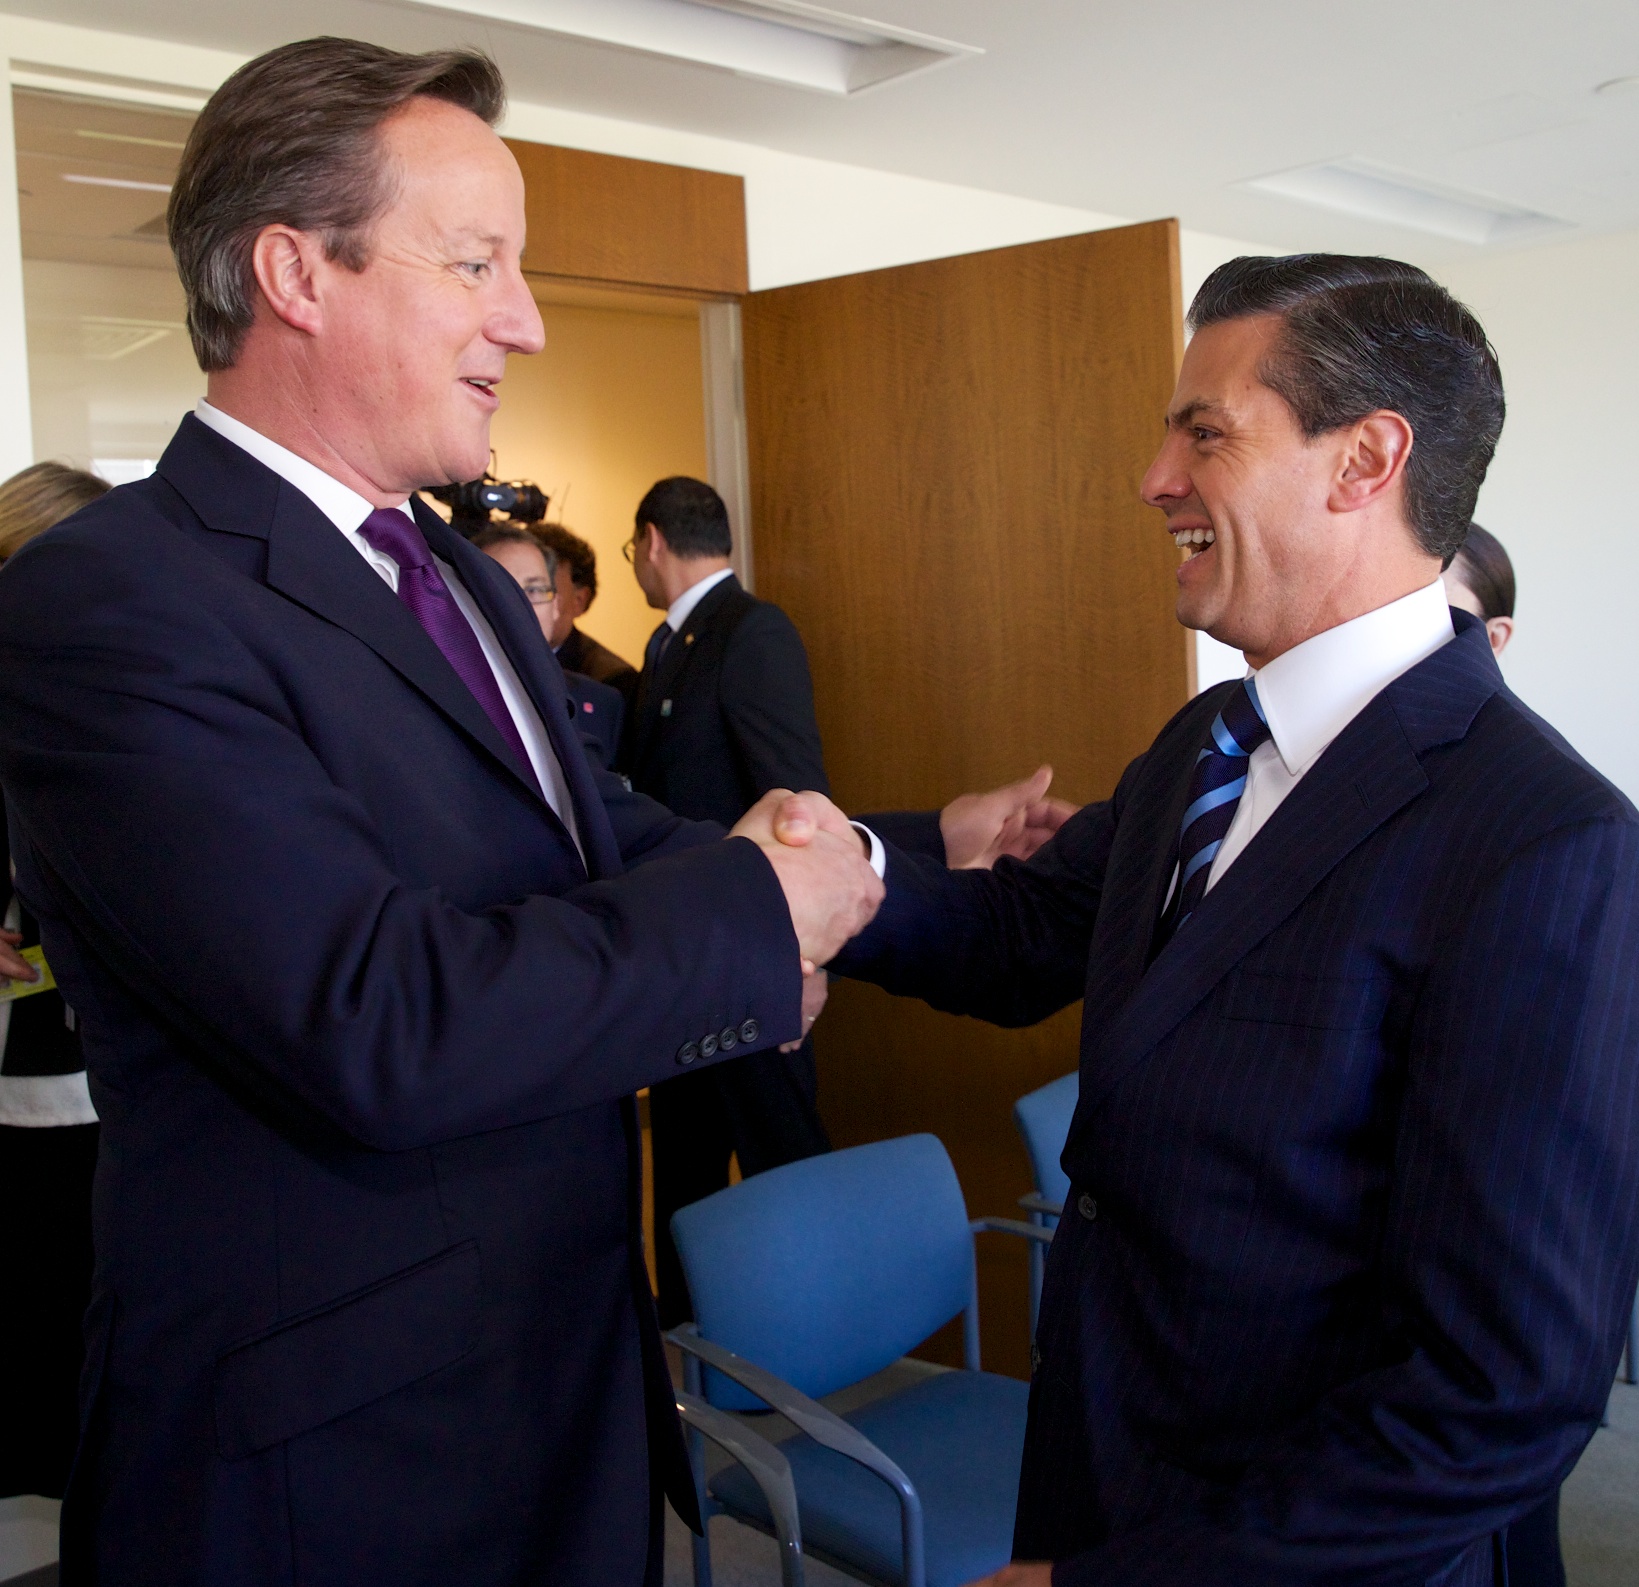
[
  {"x1": 624, "y1": 573, "x2": 827, "y2": 816},
  {"x1": 841, "y1": 616, "x2": 1639, "y2": 1586},
  {"x1": 563, "y1": 667, "x2": 624, "y2": 769},
  {"x1": 0, "y1": 416, "x2": 801, "y2": 1587}
]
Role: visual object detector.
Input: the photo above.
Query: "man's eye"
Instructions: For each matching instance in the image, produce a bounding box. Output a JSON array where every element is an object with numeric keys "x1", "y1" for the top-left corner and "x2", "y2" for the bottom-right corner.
[
  {"x1": 462, "y1": 260, "x2": 491, "y2": 278},
  {"x1": 1193, "y1": 427, "x2": 1218, "y2": 443}
]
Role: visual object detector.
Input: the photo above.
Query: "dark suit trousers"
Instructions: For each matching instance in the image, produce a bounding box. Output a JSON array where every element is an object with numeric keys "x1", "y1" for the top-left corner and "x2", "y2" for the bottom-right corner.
[
  {"x1": 650, "y1": 1037, "x2": 830, "y2": 1326},
  {"x1": 0, "y1": 1121, "x2": 98, "y2": 1499}
]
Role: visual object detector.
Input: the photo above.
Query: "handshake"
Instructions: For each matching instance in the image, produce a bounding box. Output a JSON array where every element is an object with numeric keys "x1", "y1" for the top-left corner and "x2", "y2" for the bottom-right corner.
[{"x1": 729, "y1": 768, "x2": 1077, "y2": 1043}]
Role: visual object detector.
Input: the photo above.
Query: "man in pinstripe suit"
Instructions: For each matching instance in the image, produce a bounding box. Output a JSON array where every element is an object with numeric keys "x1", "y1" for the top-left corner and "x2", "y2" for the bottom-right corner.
[{"x1": 809, "y1": 255, "x2": 1639, "y2": 1586}]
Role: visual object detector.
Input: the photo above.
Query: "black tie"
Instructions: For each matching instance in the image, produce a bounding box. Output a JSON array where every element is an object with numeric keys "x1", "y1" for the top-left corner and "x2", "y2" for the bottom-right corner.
[{"x1": 645, "y1": 622, "x2": 673, "y2": 671}]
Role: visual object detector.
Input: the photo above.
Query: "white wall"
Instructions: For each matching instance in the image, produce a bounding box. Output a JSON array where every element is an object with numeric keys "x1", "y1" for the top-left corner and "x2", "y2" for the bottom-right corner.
[{"x1": 1437, "y1": 228, "x2": 1639, "y2": 804}]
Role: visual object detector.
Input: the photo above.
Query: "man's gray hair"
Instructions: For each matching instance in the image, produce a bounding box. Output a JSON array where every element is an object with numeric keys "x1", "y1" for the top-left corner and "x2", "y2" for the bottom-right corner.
[{"x1": 168, "y1": 38, "x2": 506, "y2": 372}]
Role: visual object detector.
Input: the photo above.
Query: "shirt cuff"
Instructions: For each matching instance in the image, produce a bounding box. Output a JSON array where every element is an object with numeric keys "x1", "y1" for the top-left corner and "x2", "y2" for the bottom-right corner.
[{"x1": 850, "y1": 822, "x2": 887, "y2": 879}]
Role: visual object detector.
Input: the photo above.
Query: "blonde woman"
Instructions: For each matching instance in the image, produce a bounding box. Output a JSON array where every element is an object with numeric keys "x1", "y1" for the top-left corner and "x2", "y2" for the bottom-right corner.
[{"x1": 0, "y1": 460, "x2": 107, "y2": 1502}]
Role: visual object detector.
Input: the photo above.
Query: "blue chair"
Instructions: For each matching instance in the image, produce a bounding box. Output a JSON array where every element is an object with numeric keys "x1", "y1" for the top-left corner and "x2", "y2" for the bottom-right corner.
[
  {"x1": 669, "y1": 1133, "x2": 1051, "y2": 1587},
  {"x1": 1012, "y1": 1072, "x2": 1077, "y2": 1328}
]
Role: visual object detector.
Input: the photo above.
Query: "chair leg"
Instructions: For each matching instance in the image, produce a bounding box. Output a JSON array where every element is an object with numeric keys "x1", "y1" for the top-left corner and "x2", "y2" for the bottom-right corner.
[
  {"x1": 1626, "y1": 1286, "x2": 1638, "y2": 1385},
  {"x1": 691, "y1": 1516, "x2": 715, "y2": 1587},
  {"x1": 685, "y1": 1417, "x2": 715, "y2": 1587}
]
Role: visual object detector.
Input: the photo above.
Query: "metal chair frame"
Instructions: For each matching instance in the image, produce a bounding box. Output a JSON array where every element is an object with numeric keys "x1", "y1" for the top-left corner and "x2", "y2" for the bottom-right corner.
[{"x1": 672, "y1": 1216, "x2": 1052, "y2": 1587}]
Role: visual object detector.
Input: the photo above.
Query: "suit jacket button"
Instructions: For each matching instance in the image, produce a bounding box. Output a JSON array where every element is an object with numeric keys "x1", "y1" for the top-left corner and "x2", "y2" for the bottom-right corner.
[
  {"x1": 719, "y1": 1025, "x2": 738, "y2": 1051},
  {"x1": 739, "y1": 1018, "x2": 759, "y2": 1045},
  {"x1": 676, "y1": 1040, "x2": 699, "y2": 1066},
  {"x1": 700, "y1": 1033, "x2": 719, "y2": 1058},
  {"x1": 1077, "y1": 1192, "x2": 1098, "y2": 1222}
]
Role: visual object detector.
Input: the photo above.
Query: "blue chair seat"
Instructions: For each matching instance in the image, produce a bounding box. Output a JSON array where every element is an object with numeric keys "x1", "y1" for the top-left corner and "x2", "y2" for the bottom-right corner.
[{"x1": 709, "y1": 1368, "x2": 1030, "y2": 1587}]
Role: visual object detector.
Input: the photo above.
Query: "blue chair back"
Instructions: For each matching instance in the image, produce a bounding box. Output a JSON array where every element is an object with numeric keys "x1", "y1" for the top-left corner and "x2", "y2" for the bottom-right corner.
[
  {"x1": 1013, "y1": 1072, "x2": 1077, "y2": 1206},
  {"x1": 671, "y1": 1134, "x2": 975, "y2": 1412}
]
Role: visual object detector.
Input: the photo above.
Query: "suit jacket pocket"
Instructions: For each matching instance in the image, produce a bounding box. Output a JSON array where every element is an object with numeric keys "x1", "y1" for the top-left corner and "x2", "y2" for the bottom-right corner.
[
  {"x1": 1225, "y1": 969, "x2": 1387, "y2": 1030},
  {"x1": 213, "y1": 1240, "x2": 480, "y2": 1460}
]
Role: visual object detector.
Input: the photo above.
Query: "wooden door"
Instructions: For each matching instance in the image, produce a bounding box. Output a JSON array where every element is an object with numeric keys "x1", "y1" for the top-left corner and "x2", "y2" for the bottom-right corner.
[{"x1": 743, "y1": 220, "x2": 1188, "y2": 1378}]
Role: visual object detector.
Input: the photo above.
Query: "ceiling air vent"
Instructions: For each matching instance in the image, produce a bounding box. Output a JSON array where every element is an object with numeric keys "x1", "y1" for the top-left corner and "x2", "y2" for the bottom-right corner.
[
  {"x1": 1243, "y1": 157, "x2": 1571, "y2": 246},
  {"x1": 390, "y1": 0, "x2": 980, "y2": 94}
]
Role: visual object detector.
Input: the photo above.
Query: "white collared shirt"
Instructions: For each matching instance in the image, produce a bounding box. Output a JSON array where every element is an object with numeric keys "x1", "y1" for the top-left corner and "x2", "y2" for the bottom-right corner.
[
  {"x1": 665, "y1": 565, "x2": 735, "y2": 635},
  {"x1": 194, "y1": 401, "x2": 582, "y2": 859},
  {"x1": 1205, "y1": 577, "x2": 1454, "y2": 892}
]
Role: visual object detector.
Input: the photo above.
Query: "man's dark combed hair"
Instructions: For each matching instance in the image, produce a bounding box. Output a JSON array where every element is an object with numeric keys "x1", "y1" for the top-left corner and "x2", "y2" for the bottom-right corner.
[
  {"x1": 1188, "y1": 254, "x2": 1505, "y2": 563},
  {"x1": 530, "y1": 522, "x2": 598, "y2": 603},
  {"x1": 169, "y1": 38, "x2": 506, "y2": 371},
  {"x1": 637, "y1": 476, "x2": 732, "y2": 559},
  {"x1": 1451, "y1": 522, "x2": 1516, "y2": 621}
]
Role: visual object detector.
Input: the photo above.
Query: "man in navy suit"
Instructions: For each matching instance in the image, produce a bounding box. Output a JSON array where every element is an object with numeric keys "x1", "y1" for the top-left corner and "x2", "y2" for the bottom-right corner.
[
  {"x1": 0, "y1": 38, "x2": 875, "y2": 1587},
  {"x1": 803, "y1": 255, "x2": 1639, "y2": 1585}
]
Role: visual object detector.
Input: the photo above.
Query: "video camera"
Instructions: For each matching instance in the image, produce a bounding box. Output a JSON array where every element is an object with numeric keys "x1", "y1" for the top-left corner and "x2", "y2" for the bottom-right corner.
[{"x1": 426, "y1": 474, "x2": 550, "y2": 537}]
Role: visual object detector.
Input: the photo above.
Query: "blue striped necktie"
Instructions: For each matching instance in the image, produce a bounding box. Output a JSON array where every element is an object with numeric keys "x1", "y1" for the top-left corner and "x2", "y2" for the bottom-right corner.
[{"x1": 1162, "y1": 677, "x2": 1271, "y2": 938}]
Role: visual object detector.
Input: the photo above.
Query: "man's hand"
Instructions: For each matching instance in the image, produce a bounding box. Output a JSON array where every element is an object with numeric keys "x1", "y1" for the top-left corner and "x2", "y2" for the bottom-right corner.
[
  {"x1": 732, "y1": 791, "x2": 883, "y2": 967},
  {"x1": 941, "y1": 766, "x2": 1077, "y2": 870},
  {"x1": 779, "y1": 968, "x2": 828, "y2": 1052},
  {"x1": 0, "y1": 928, "x2": 38, "y2": 984},
  {"x1": 964, "y1": 1563, "x2": 1053, "y2": 1587}
]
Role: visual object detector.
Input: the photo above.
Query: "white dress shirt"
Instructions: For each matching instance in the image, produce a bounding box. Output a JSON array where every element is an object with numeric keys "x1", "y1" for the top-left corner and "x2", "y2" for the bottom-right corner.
[
  {"x1": 1203, "y1": 577, "x2": 1454, "y2": 893},
  {"x1": 664, "y1": 565, "x2": 735, "y2": 635},
  {"x1": 194, "y1": 401, "x2": 582, "y2": 858}
]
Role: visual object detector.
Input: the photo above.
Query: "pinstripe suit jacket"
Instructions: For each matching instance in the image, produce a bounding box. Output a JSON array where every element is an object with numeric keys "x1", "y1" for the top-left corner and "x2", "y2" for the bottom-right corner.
[{"x1": 839, "y1": 612, "x2": 1639, "y2": 1586}]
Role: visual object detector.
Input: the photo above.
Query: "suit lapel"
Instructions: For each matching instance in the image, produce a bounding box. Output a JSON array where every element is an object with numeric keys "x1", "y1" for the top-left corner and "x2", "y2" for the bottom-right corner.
[
  {"x1": 419, "y1": 509, "x2": 623, "y2": 879},
  {"x1": 1080, "y1": 622, "x2": 1502, "y2": 1113},
  {"x1": 257, "y1": 488, "x2": 543, "y2": 801},
  {"x1": 1083, "y1": 688, "x2": 1226, "y2": 1030},
  {"x1": 157, "y1": 418, "x2": 621, "y2": 875}
]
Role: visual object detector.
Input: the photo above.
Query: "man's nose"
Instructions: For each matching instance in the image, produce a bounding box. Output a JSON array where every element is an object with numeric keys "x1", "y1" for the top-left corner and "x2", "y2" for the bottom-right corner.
[
  {"x1": 494, "y1": 266, "x2": 546, "y2": 356},
  {"x1": 1140, "y1": 432, "x2": 1189, "y2": 510}
]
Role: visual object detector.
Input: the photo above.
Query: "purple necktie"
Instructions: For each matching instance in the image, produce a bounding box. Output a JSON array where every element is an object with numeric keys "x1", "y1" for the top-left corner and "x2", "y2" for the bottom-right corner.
[{"x1": 356, "y1": 507, "x2": 540, "y2": 793}]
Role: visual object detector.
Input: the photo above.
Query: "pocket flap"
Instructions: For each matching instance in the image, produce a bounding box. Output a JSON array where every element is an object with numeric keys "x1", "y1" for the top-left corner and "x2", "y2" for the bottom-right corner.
[{"x1": 214, "y1": 1240, "x2": 479, "y2": 1460}]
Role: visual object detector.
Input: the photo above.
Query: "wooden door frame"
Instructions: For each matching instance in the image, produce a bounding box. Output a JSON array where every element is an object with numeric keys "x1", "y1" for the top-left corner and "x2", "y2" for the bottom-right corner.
[{"x1": 505, "y1": 136, "x2": 756, "y2": 587}]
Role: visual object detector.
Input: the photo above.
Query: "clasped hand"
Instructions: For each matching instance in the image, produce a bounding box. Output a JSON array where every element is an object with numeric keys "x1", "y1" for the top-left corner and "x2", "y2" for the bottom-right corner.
[{"x1": 730, "y1": 789, "x2": 883, "y2": 971}]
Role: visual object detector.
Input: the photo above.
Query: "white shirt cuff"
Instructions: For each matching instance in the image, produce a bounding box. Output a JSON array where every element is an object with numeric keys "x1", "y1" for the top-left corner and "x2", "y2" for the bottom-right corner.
[{"x1": 850, "y1": 822, "x2": 887, "y2": 879}]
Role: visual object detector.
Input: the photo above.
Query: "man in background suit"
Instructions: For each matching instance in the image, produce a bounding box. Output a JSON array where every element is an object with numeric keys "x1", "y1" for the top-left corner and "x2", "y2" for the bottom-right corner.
[
  {"x1": 531, "y1": 520, "x2": 641, "y2": 714},
  {"x1": 795, "y1": 254, "x2": 1639, "y2": 1586},
  {"x1": 624, "y1": 476, "x2": 834, "y2": 1325},
  {"x1": 0, "y1": 40, "x2": 875, "y2": 1587},
  {"x1": 477, "y1": 523, "x2": 624, "y2": 768}
]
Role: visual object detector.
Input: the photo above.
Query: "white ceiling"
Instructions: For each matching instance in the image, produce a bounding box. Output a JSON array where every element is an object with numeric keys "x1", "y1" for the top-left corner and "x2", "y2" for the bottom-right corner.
[{"x1": 13, "y1": 0, "x2": 1639, "y2": 266}]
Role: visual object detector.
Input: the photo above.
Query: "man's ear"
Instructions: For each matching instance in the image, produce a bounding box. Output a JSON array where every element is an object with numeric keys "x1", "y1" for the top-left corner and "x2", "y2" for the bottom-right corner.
[
  {"x1": 643, "y1": 521, "x2": 669, "y2": 561},
  {"x1": 249, "y1": 224, "x2": 327, "y2": 338},
  {"x1": 1330, "y1": 409, "x2": 1414, "y2": 515}
]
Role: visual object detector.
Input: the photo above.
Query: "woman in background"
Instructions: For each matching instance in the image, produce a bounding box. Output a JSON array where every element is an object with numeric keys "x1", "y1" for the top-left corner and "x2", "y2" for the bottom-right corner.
[
  {"x1": 1443, "y1": 520, "x2": 1515, "y2": 657},
  {"x1": 0, "y1": 461, "x2": 109, "y2": 1502}
]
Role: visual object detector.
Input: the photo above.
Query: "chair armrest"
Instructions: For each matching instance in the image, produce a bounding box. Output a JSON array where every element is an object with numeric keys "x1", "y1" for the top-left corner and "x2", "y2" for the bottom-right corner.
[
  {"x1": 675, "y1": 1391, "x2": 805, "y2": 1587},
  {"x1": 668, "y1": 1324, "x2": 927, "y2": 1587},
  {"x1": 1017, "y1": 1192, "x2": 1063, "y2": 1220},
  {"x1": 971, "y1": 1215, "x2": 1054, "y2": 1246}
]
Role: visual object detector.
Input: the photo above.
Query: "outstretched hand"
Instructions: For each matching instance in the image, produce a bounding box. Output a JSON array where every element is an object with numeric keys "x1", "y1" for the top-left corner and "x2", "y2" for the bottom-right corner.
[{"x1": 940, "y1": 766, "x2": 1077, "y2": 869}]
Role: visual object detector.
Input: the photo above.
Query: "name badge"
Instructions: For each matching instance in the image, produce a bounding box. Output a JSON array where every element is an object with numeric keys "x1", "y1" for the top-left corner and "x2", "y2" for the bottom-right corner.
[
  {"x1": 661, "y1": 700, "x2": 672, "y2": 717},
  {"x1": 1, "y1": 945, "x2": 57, "y2": 1003}
]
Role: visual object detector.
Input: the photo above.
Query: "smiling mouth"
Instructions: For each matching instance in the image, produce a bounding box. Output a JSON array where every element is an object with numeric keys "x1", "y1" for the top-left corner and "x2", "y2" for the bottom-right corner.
[
  {"x1": 1172, "y1": 527, "x2": 1216, "y2": 558},
  {"x1": 461, "y1": 377, "x2": 498, "y2": 395}
]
